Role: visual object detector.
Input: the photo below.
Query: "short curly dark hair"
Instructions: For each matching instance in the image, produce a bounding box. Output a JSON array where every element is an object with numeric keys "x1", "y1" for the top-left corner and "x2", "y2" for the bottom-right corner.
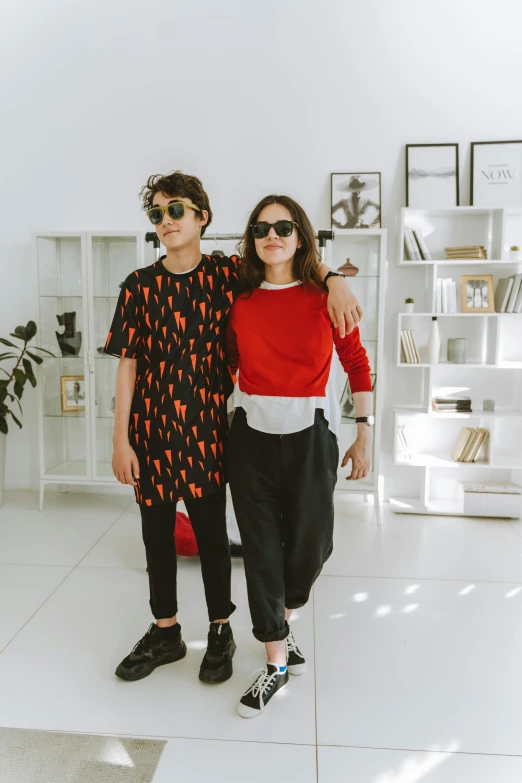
[{"x1": 139, "y1": 171, "x2": 213, "y2": 236}]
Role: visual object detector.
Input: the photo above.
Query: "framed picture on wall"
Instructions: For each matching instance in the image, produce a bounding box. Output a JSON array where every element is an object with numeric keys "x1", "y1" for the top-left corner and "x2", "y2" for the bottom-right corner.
[
  {"x1": 331, "y1": 173, "x2": 381, "y2": 229},
  {"x1": 471, "y1": 140, "x2": 522, "y2": 207},
  {"x1": 460, "y1": 274, "x2": 495, "y2": 314},
  {"x1": 406, "y1": 144, "x2": 459, "y2": 208},
  {"x1": 61, "y1": 375, "x2": 85, "y2": 412}
]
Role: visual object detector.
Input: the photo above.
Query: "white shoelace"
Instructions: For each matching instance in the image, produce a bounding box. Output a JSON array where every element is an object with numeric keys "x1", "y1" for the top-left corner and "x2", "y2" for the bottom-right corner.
[
  {"x1": 286, "y1": 630, "x2": 299, "y2": 655},
  {"x1": 245, "y1": 667, "x2": 279, "y2": 700}
]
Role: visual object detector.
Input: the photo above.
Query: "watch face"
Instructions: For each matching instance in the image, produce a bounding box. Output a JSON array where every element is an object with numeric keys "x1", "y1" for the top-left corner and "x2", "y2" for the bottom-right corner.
[{"x1": 367, "y1": 415, "x2": 375, "y2": 426}]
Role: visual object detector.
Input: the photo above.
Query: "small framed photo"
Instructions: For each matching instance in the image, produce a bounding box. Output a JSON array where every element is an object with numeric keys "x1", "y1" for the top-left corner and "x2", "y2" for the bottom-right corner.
[
  {"x1": 471, "y1": 140, "x2": 522, "y2": 207},
  {"x1": 406, "y1": 144, "x2": 459, "y2": 208},
  {"x1": 61, "y1": 375, "x2": 86, "y2": 412},
  {"x1": 460, "y1": 275, "x2": 495, "y2": 313},
  {"x1": 331, "y1": 173, "x2": 381, "y2": 229}
]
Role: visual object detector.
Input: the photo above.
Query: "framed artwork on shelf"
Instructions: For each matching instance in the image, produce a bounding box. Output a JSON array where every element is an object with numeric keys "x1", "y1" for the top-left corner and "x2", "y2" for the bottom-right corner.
[
  {"x1": 61, "y1": 375, "x2": 85, "y2": 412},
  {"x1": 331, "y1": 173, "x2": 381, "y2": 229},
  {"x1": 460, "y1": 274, "x2": 495, "y2": 313},
  {"x1": 471, "y1": 140, "x2": 522, "y2": 207},
  {"x1": 406, "y1": 143, "x2": 459, "y2": 208}
]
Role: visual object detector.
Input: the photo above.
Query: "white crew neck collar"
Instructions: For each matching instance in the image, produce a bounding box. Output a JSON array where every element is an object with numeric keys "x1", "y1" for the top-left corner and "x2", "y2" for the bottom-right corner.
[{"x1": 260, "y1": 280, "x2": 302, "y2": 290}]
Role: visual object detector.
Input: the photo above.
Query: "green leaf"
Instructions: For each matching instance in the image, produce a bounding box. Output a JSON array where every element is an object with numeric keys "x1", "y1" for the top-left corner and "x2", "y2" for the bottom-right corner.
[
  {"x1": 23, "y1": 359, "x2": 36, "y2": 387},
  {"x1": 9, "y1": 410, "x2": 22, "y2": 428},
  {"x1": 14, "y1": 369, "x2": 27, "y2": 387},
  {"x1": 0, "y1": 338, "x2": 16, "y2": 348},
  {"x1": 31, "y1": 347, "x2": 55, "y2": 357},
  {"x1": 0, "y1": 387, "x2": 6, "y2": 403},
  {"x1": 13, "y1": 381, "x2": 24, "y2": 399},
  {"x1": 25, "y1": 321, "x2": 37, "y2": 340},
  {"x1": 0, "y1": 416, "x2": 8, "y2": 435},
  {"x1": 0, "y1": 368, "x2": 10, "y2": 377},
  {"x1": 0, "y1": 403, "x2": 6, "y2": 416},
  {"x1": 0, "y1": 353, "x2": 18, "y2": 361},
  {"x1": 26, "y1": 352, "x2": 44, "y2": 365},
  {"x1": 13, "y1": 326, "x2": 27, "y2": 340}
]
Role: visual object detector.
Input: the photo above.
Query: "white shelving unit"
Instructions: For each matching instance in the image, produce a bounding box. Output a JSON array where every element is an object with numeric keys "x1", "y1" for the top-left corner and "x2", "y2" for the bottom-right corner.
[
  {"x1": 35, "y1": 232, "x2": 148, "y2": 509},
  {"x1": 326, "y1": 228, "x2": 387, "y2": 524},
  {"x1": 391, "y1": 208, "x2": 522, "y2": 518}
]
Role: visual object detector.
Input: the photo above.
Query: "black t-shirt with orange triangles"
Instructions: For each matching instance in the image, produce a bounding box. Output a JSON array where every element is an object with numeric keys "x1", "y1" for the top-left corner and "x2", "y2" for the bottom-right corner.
[{"x1": 104, "y1": 254, "x2": 241, "y2": 506}]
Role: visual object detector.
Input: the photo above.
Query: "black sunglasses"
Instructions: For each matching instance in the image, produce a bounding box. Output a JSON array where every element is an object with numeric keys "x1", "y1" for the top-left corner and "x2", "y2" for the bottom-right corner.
[
  {"x1": 250, "y1": 220, "x2": 299, "y2": 239},
  {"x1": 146, "y1": 201, "x2": 201, "y2": 225}
]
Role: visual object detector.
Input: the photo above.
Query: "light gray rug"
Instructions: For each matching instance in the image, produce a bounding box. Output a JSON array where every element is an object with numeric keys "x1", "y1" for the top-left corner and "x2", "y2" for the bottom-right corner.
[{"x1": 0, "y1": 728, "x2": 166, "y2": 782}]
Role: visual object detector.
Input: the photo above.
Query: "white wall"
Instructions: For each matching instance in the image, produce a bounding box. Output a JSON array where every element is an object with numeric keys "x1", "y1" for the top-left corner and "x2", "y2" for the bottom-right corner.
[{"x1": 1, "y1": 0, "x2": 522, "y2": 497}]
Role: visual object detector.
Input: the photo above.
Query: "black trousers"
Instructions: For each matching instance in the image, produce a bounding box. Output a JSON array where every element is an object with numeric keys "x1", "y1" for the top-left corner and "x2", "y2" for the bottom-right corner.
[
  {"x1": 140, "y1": 487, "x2": 236, "y2": 622},
  {"x1": 229, "y1": 407, "x2": 339, "y2": 643}
]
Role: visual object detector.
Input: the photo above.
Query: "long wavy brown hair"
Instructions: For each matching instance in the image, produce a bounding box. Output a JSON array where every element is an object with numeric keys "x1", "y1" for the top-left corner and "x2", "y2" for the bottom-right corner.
[{"x1": 237, "y1": 195, "x2": 323, "y2": 293}]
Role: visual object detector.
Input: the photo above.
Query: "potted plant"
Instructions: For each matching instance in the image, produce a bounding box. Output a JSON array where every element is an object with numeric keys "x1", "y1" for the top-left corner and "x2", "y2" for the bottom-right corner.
[
  {"x1": 0, "y1": 321, "x2": 53, "y2": 507},
  {"x1": 510, "y1": 245, "x2": 521, "y2": 261},
  {"x1": 405, "y1": 297, "x2": 415, "y2": 314}
]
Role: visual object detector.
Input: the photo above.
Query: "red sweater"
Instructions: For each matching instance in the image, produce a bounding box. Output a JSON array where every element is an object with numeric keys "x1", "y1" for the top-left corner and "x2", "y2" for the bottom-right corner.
[{"x1": 226, "y1": 285, "x2": 372, "y2": 397}]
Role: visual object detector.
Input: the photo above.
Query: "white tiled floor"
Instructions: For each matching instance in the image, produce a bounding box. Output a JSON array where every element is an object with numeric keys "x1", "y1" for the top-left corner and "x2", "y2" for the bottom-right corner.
[{"x1": 1, "y1": 489, "x2": 522, "y2": 781}]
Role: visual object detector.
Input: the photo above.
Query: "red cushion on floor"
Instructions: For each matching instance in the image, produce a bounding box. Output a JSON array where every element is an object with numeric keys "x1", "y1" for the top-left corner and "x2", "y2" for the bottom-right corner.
[{"x1": 175, "y1": 511, "x2": 198, "y2": 557}]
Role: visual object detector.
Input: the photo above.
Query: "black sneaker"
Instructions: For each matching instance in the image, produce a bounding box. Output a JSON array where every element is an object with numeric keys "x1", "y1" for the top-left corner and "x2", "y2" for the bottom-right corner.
[
  {"x1": 115, "y1": 623, "x2": 186, "y2": 681},
  {"x1": 286, "y1": 628, "x2": 306, "y2": 676},
  {"x1": 237, "y1": 664, "x2": 289, "y2": 718},
  {"x1": 199, "y1": 622, "x2": 237, "y2": 684}
]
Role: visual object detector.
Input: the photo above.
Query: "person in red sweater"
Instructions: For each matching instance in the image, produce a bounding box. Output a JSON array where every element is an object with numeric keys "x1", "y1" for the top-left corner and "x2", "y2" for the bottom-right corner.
[{"x1": 226, "y1": 195, "x2": 374, "y2": 718}]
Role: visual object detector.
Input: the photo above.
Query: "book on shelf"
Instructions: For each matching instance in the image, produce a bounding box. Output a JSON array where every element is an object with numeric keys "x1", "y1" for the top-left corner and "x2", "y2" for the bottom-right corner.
[
  {"x1": 432, "y1": 395, "x2": 472, "y2": 412},
  {"x1": 451, "y1": 427, "x2": 489, "y2": 463},
  {"x1": 413, "y1": 229, "x2": 431, "y2": 261},
  {"x1": 506, "y1": 273, "x2": 522, "y2": 313},
  {"x1": 515, "y1": 283, "x2": 522, "y2": 313},
  {"x1": 397, "y1": 426, "x2": 411, "y2": 459},
  {"x1": 407, "y1": 329, "x2": 420, "y2": 363},
  {"x1": 400, "y1": 330, "x2": 412, "y2": 363},
  {"x1": 404, "y1": 227, "x2": 422, "y2": 261},
  {"x1": 494, "y1": 277, "x2": 515, "y2": 312},
  {"x1": 464, "y1": 428, "x2": 489, "y2": 463},
  {"x1": 400, "y1": 329, "x2": 419, "y2": 363},
  {"x1": 451, "y1": 427, "x2": 474, "y2": 461},
  {"x1": 444, "y1": 245, "x2": 488, "y2": 260},
  {"x1": 436, "y1": 278, "x2": 457, "y2": 313},
  {"x1": 459, "y1": 480, "x2": 522, "y2": 495}
]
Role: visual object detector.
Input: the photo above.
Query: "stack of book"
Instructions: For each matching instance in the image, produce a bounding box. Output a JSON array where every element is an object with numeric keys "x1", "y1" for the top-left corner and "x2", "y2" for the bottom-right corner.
[
  {"x1": 400, "y1": 329, "x2": 420, "y2": 363},
  {"x1": 404, "y1": 227, "x2": 431, "y2": 261},
  {"x1": 444, "y1": 245, "x2": 488, "y2": 260},
  {"x1": 450, "y1": 427, "x2": 489, "y2": 463},
  {"x1": 432, "y1": 396, "x2": 472, "y2": 413},
  {"x1": 435, "y1": 277, "x2": 458, "y2": 313},
  {"x1": 494, "y1": 273, "x2": 522, "y2": 313}
]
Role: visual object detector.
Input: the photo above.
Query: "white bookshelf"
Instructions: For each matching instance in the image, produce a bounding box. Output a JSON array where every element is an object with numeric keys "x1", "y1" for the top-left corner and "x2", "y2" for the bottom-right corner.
[{"x1": 391, "y1": 208, "x2": 522, "y2": 518}]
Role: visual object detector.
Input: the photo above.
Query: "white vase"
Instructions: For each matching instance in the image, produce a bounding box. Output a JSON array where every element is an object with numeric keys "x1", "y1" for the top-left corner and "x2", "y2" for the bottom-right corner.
[
  {"x1": 405, "y1": 302, "x2": 414, "y2": 313},
  {"x1": 0, "y1": 432, "x2": 6, "y2": 508},
  {"x1": 427, "y1": 317, "x2": 441, "y2": 364},
  {"x1": 510, "y1": 249, "x2": 521, "y2": 261}
]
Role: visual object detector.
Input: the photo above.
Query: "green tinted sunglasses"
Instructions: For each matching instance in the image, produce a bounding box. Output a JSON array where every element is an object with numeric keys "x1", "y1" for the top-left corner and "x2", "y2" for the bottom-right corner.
[{"x1": 146, "y1": 201, "x2": 201, "y2": 225}]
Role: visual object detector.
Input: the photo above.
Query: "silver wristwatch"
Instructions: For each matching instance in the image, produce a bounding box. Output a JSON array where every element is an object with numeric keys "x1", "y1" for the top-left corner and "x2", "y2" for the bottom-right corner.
[{"x1": 355, "y1": 416, "x2": 375, "y2": 426}]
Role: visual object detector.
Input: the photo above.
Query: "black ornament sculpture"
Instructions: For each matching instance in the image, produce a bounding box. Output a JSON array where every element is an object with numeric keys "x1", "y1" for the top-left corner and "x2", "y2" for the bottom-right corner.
[{"x1": 56, "y1": 311, "x2": 82, "y2": 356}]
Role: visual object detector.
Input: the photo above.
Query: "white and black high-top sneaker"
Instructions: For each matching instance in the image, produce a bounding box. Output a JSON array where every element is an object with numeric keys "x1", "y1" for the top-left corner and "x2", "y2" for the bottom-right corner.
[
  {"x1": 237, "y1": 664, "x2": 289, "y2": 718},
  {"x1": 286, "y1": 628, "x2": 306, "y2": 675}
]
